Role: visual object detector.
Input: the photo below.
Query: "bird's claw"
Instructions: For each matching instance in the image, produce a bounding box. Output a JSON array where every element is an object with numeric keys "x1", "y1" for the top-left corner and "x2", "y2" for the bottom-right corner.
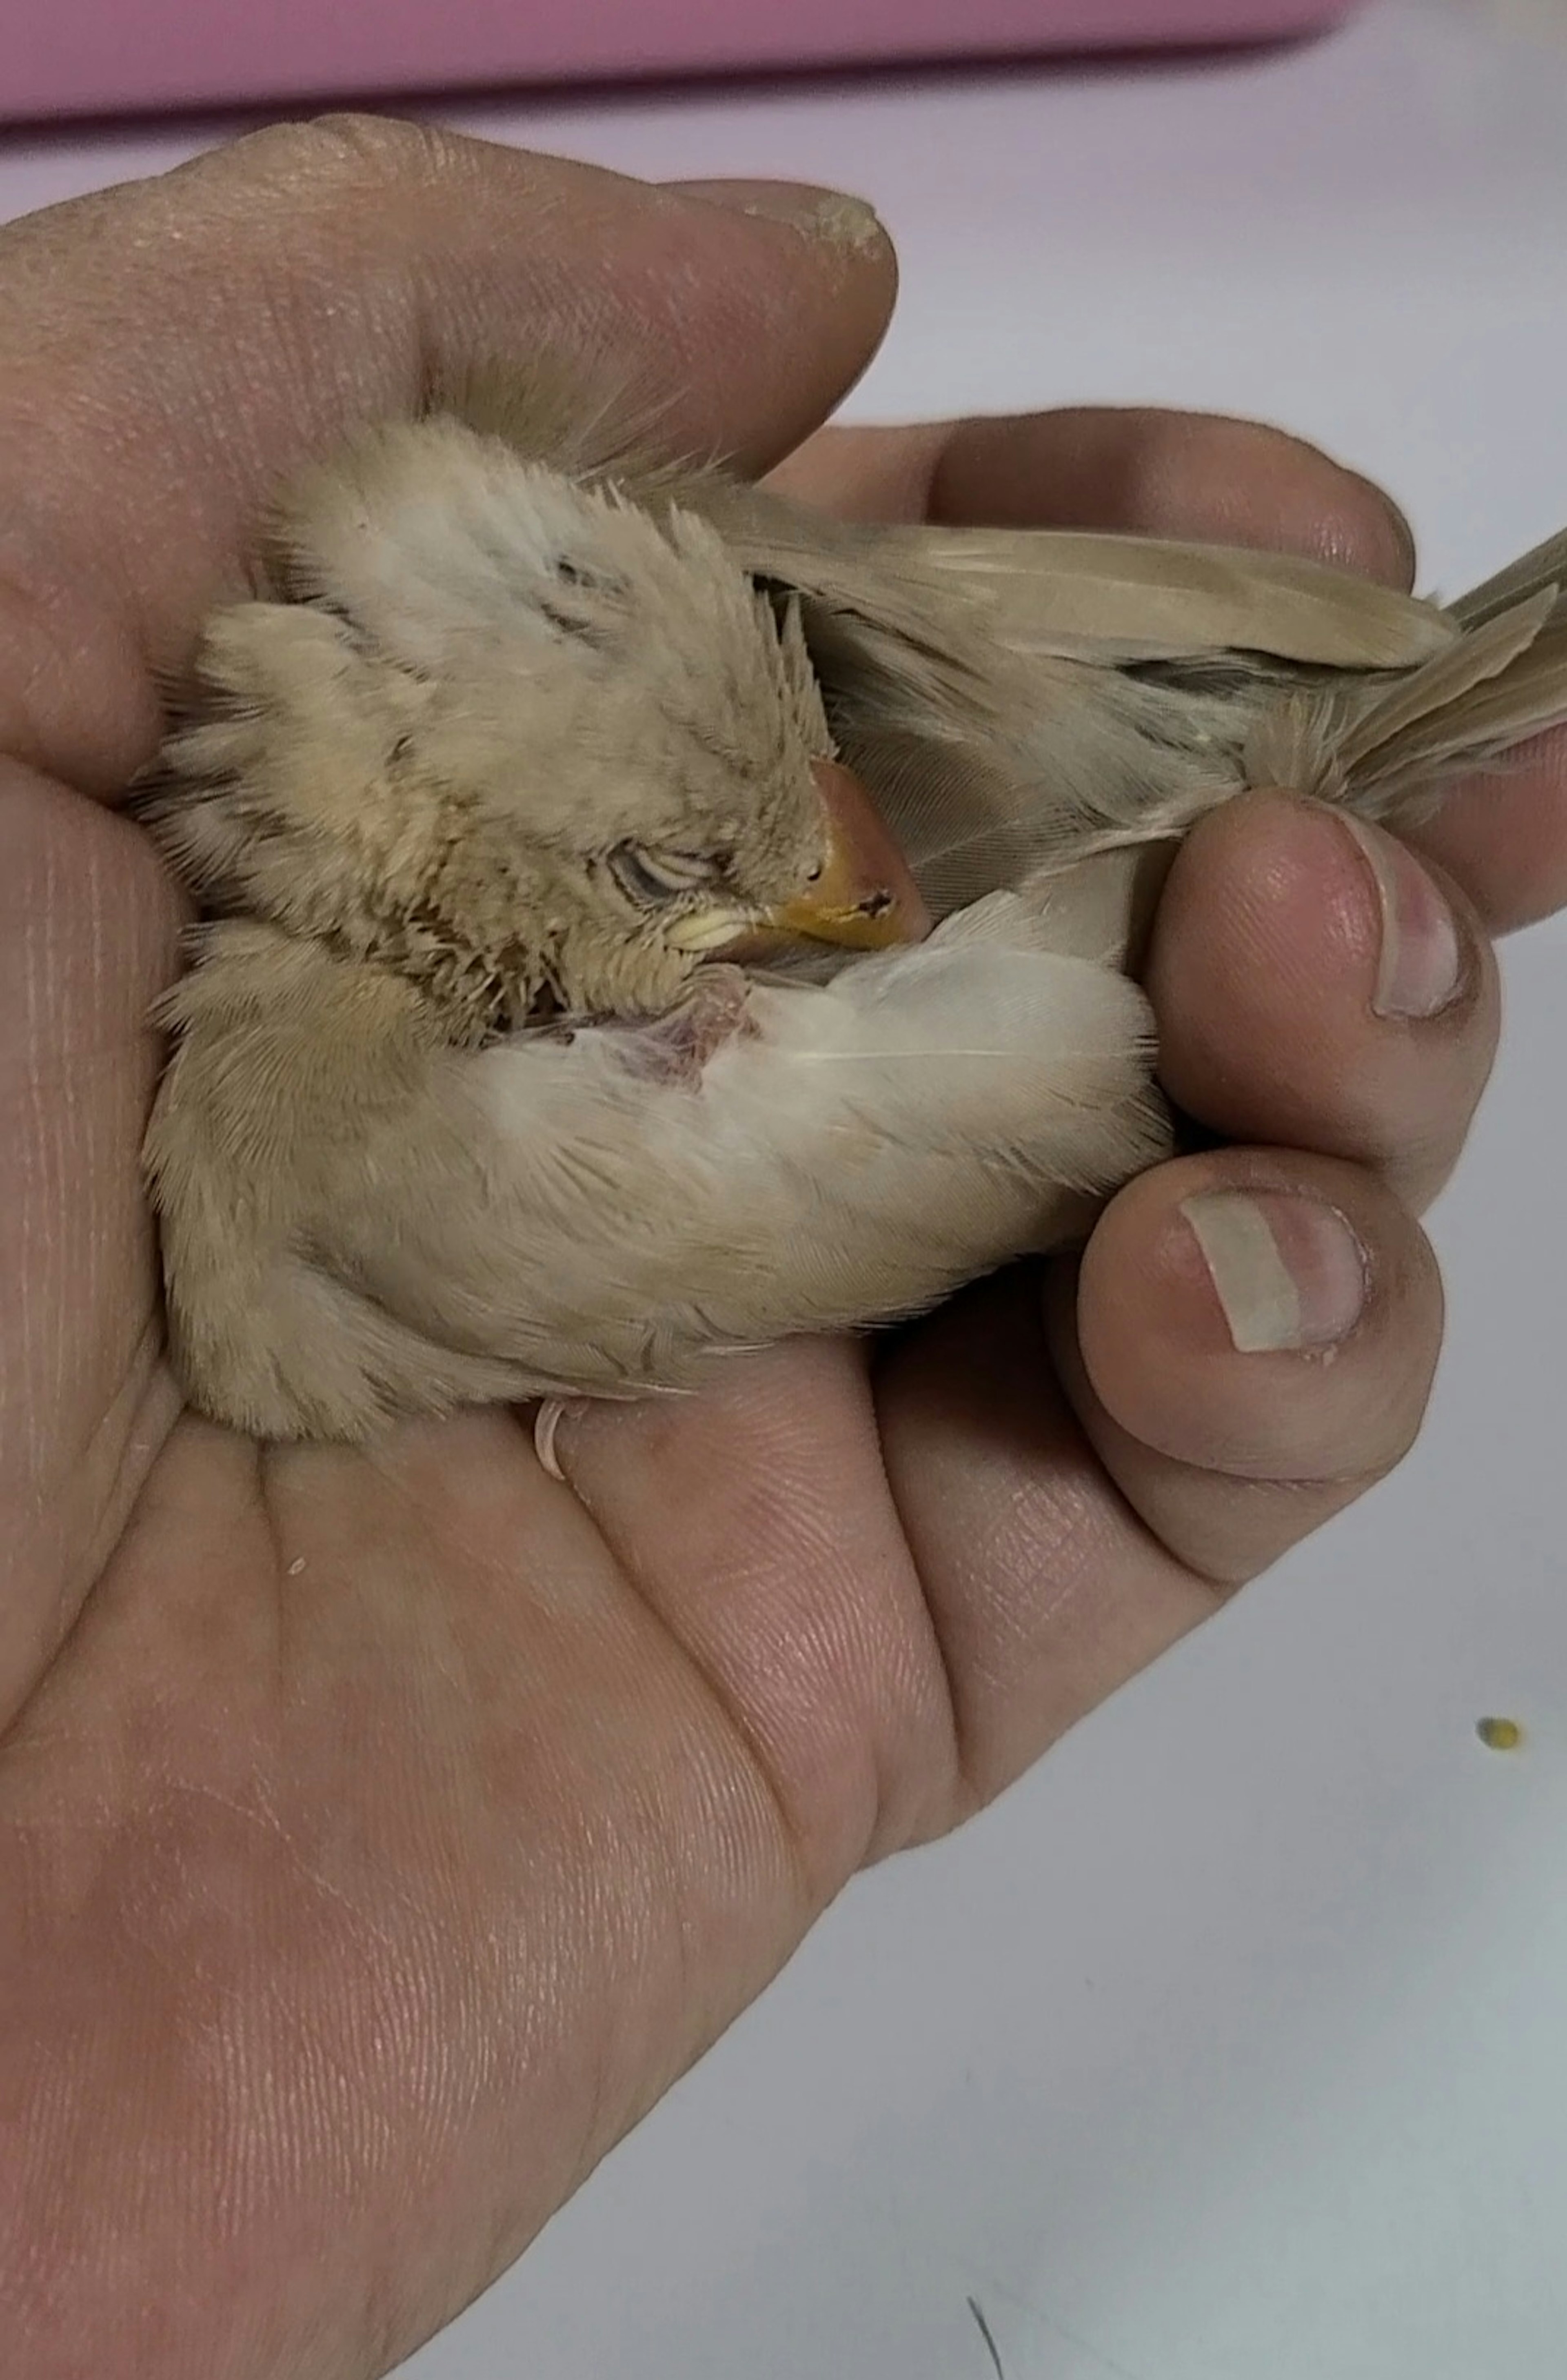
[{"x1": 533, "y1": 1396, "x2": 588, "y2": 1480}]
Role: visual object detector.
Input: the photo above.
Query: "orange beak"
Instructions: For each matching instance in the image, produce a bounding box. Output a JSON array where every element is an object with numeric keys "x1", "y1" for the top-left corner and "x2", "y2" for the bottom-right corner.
[{"x1": 759, "y1": 759, "x2": 930, "y2": 952}]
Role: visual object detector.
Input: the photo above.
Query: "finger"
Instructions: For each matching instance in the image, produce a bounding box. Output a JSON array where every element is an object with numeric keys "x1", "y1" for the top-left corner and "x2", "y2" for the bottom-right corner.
[
  {"x1": 536, "y1": 1338, "x2": 959, "y2": 1873},
  {"x1": 929, "y1": 408, "x2": 1416, "y2": 581},
  {"x1": 1149, "y1": 790, "x2": 1500, "y2": 1212},
  {"x1": 0, "y1": 123, "x2": 895, "y2": 794},
  {"x1": 873, "y1": 1148, "x2": 1441, "y2": 1805},
  {"x1": 874, "y1": 1270, "x2": 1223, "y2": 1807},
  {"x1": 764, "y1": 420, "x2": 951, "y2": 521},
  {"x1": 1054, "y1": 1148, "x2": 1443, "y2": 1588},
  {"x1": 769, "y1": 409, "x2": 1414, "y2": 582},
  {"x1": 1401, "y1": 724, "x2": 1567, "y2": 935}
]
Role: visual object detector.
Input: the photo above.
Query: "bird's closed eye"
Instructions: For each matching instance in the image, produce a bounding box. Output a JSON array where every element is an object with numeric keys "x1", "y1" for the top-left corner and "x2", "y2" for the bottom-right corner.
[{"x1": 607, "y1": 844, "x2": 721, "y2": 906}]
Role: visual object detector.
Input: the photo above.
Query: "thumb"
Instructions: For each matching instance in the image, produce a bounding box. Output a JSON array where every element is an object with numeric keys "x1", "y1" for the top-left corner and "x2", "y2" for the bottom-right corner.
[{"x1": 0, "y1": 118, "x2": 896, "y2": 793}]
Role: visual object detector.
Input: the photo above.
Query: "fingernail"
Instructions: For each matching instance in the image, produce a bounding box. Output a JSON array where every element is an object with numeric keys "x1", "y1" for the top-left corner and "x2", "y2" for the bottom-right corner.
[
  {"x1": 1384, "y1": 495, "x2": 1418, "y2": 586},
  {"x1": 1345, "y1": 470, "x2": 1417, "y2": 587},
  {"x1": 667, "y1": 178, "x2": 885, "y2": 252},
  {"x1": 1336, "y1": 815, "x2": 1463, "y2": 1020},
  {"x1": 1181, "y1": 1190, "x2": 1367, "y2": 1353}
]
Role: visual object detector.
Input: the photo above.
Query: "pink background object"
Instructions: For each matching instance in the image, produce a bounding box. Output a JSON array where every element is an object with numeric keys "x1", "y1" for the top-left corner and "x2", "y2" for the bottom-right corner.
[{"x1": 7, "y1": 1, "x2": 1361, "y2": 125}]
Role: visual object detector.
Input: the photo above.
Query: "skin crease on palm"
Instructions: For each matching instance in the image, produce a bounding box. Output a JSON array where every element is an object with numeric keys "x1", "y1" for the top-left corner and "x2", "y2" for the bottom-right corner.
[{"x1": 2, "y1": 121, "x2": 1566, "y2": 2380}]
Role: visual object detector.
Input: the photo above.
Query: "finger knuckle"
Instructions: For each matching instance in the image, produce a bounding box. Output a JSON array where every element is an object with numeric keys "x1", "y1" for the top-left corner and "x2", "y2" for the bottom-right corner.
[{"x1": 224, "y1": 113, "x2": 450, "y2": 198}]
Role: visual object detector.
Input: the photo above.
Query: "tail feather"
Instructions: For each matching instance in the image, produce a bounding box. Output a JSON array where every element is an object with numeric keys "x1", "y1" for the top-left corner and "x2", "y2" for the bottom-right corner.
[
  {"x1": 1337, "y1": 591, "x2": 1554, "y2": 773},
  {"x1": 1339, "y1": 613, "x2": 1567, "y2": 819},
  {"x1": 1343, "y1": 521, "x2": 1567, "y2": 806},
  {"x1": 1449, "y1": 526, "x2": 1567, "y2": 630}
]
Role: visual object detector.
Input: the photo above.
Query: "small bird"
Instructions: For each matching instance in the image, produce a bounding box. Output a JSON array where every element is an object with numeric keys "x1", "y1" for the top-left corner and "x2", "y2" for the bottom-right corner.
[{"x1": 135, "y1": 364, "x2": 1567, "y2": 1445}]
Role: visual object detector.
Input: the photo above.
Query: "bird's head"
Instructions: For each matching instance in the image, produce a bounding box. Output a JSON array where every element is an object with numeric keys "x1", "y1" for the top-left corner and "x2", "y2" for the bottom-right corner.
[{"x1": 150, "y1": 420, "x2": 928, "y2": 1032}]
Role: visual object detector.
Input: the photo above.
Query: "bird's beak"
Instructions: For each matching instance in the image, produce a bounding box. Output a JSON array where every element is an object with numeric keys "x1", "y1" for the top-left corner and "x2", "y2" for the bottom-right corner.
[
  {"x1": 665, "y1": 760, "x2": 929, "y2": 961},
  {"x1": 764, "y1": 759, "x2": 931, "y2": 951}
]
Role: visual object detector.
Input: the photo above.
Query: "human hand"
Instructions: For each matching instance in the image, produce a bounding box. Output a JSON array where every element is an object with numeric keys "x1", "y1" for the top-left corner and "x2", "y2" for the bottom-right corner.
[{"x1": 2, "y1": 120, "x2": 1562, "y2": 2380}]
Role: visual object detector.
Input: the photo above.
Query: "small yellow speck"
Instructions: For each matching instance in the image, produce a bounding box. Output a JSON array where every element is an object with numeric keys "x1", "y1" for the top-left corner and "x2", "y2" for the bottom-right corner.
[
  {"x1": 286, "y1": 1556, "x2": 307, "y2": 1577},
  {"x1": 1476, "y1": 1716, "x2": 1524, "y2": 1752}
]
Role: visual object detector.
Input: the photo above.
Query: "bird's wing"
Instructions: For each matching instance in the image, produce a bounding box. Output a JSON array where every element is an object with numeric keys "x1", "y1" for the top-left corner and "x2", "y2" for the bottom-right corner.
[
  {"x1": 879, "y1": 524, "x2": 1454, "y2": 669},
  {"x1": 697, "y1": 481, "x2": 1456, "y2": 670},
  {"x1": 323, "y1": 897, "x2": 1168, "y2": 1407}
]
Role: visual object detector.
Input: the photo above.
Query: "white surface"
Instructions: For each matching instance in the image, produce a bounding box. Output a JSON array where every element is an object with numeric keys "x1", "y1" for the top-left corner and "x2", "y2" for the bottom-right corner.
[{"x1": 4, "y1": 6, "x2": 1567, "y2": 2374}]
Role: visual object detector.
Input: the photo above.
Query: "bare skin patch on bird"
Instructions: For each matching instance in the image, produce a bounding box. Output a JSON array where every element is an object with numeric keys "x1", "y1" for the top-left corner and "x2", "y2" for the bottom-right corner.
[
  {"x1": 624, "y1": 970, "x2": 759, "y2": 1083},
  {"x1": 539, "y1": 970, "x2": 758, "y2": 1088}
]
